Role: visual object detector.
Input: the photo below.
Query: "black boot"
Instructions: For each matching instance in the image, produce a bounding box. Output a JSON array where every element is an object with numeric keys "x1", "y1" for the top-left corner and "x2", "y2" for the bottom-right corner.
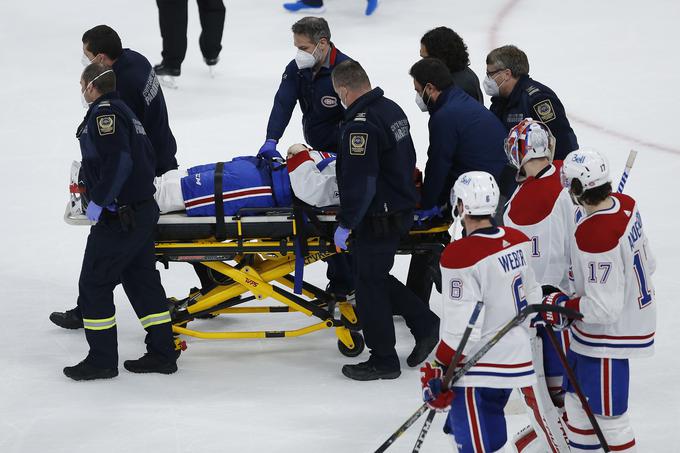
[
  {"x1": 153, "y1": 63, "x2": 181, "y2": 77},
  {"x1": 49, "y1": 307, "x2": 83, "y2": 330},
  {"x1": 342, "y1": 356, "x2": 400, "y2": 381},
  {"x1": 204, "y1": 56, "x2": 219, "y2": 66},
  {"x1": 63, "y1": 360, "x2": 118, "y2": 381},
  {"x1": 407, "y1": 329, "x2": 439, "y2": 367},
  {"x1": 124, "y1": 353, "x2": 178, "y2": 375}
]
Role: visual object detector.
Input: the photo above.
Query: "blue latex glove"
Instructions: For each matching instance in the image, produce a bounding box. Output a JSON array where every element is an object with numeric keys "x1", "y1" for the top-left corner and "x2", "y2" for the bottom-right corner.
[
  {"x1": 258, "y1": 139, "x2": 281, "y2": 160},
  {"x1": 414, "y1": 206, "x2": 443, "y2": 224},
  {"x1": 86, "y1": 201, "x2": 103, "y2": 222},
  {"x1": 334, "y1": 226, "x2": 351, "y2": 252}
]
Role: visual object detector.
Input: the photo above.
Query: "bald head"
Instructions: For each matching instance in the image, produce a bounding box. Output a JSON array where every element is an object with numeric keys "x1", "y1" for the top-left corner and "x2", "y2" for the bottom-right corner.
[{"x1": 331, "y1": 60, "x2": 371, "y2": 109}]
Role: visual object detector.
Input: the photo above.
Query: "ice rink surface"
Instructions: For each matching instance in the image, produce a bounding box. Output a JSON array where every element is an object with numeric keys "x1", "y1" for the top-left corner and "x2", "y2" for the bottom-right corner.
[{"x1": 1, "y1": 0, "x2": 679, "y2": 451}]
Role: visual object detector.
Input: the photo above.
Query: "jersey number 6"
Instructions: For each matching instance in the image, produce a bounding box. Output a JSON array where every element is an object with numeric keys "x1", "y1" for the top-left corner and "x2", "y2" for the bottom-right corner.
[{"x1": 512, "y1": 275, "x2": 528, "y2": 314}]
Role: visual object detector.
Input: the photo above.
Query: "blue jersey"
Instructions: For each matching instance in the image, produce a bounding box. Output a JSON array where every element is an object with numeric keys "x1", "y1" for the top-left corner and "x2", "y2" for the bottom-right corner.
[
  {"x1": 336, "y1": 88, "x2": 418, "y2": 229},
  {"x1": 266, "y1": 46, "x2": 350, "y2": 153},
  {"x1": 180, "y1": 157, "x2": 292, "y2": 217},
  {"x1": 113, "y1": 49, "x2": 178, "y2": 175},
  {"x1": 77, "y1": 92, "x2": 156, "y2": 206},
  {"x1": 421, "y1": 86, "x2": 508, "y2": 209},
  {"x1": 490, "y1": 75, "x2": 578, "y2": 160}
]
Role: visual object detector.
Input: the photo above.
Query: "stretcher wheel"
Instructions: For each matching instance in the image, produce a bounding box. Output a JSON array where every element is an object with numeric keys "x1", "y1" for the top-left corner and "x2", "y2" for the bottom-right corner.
[
  {"x1": 338, "y1": 331, "x2": 365, "y2": 357},
  {"x1": 341, "y1": 314, "x2": 361, "y2": 331}
]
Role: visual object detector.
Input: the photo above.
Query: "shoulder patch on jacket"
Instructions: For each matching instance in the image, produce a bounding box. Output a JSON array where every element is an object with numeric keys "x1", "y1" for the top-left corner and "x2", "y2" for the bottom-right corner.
[
  {"x1": 349, "y1": 133, "x2": 368, "y2": 155},
  {"x1": 533, "y1": 99, "x2": 556, "y2": 123},
  {"x1": 526, "y1": 85, "x2": 540, "y2": 96},
  {"x1": 96, "y1": 114, "x2": 116, "y2": 136},
  {"x1": 353, "y1": 112, "x2": 367, "y2": 122}
]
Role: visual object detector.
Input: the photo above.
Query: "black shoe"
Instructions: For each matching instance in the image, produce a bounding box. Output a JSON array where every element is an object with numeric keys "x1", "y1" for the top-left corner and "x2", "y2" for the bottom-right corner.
[
  {"x1": 407, "y1": 331, "x2": 439, "y2": 367},
  {"x1": 204, "y1": 56, "x2": 219, "y2": 66},
  {"x1": 124, "y1": 353, "x2": 178, "y2": 375},
  {"x1": 342, "y1": 358, "x2": 400, "y2": 381},
  {"x1": 63, "y1": 360, "x2": 118, "y2": 381},
  {"x1": 153, "y1": 63, "x2": 181, "y2": 77},
  {"x1": 49, "y1": 307, "x2": 83, "y2": 330}
]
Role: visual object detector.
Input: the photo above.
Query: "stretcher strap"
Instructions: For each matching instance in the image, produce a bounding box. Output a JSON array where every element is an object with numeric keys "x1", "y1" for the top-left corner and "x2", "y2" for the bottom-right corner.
[
  {"x1": 214, "y1": 162, "x2": 227, "y2": 241},
  {"x1": 292, "y1": 203, "x2": 309, "y2": 295}
]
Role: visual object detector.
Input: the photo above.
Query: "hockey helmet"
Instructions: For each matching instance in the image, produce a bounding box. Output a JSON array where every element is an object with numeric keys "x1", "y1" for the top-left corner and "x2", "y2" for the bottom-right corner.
[
  {"x1": 504, "y1": 118, "x2": 556, "y2": 169},
  {"x1": 560, "y1": 149, "x2": 611, "y2": 195},
  {"x1": 450, "y1": 171, "x2": 500, "y2": 216}
]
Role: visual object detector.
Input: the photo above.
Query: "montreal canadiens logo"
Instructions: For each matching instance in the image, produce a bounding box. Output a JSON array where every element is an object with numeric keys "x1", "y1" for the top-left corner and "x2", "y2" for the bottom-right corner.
[{"x1": 321, "y1": 96, "x2": 338, "y2": 108}]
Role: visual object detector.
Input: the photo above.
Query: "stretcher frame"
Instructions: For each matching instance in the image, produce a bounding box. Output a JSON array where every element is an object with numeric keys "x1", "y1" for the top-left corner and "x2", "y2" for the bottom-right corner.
[{"x1": 65, "y1": 205, "x2": 451, "y2": 357}]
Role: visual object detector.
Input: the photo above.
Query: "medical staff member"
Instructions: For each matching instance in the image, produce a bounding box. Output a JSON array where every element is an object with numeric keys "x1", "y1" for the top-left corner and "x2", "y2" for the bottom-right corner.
[
  {"x1": 64, "y1": 63, "x2": 178, "y2": 381},
  {"x1": 259, "y1": 16, "x2": 354, "y2": 300},
  {"x1": 332, "y1": 60, "x2": 438, "y2": 381},
  {"x1": 51, "y1": 25, "x2": 179, "y2": 330}
]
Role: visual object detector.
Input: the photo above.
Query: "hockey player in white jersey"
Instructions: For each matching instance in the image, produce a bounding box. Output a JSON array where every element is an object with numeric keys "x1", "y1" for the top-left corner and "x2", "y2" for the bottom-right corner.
[
  {"x1": 420, "y1": 171, "x2": 541, "y2": 452},
  {"x1": 503, "y1": 118, "x2": 573, "y2": 452},
  {"x1": 541, "y1": 149, "x2": 656, "y2": 452}
]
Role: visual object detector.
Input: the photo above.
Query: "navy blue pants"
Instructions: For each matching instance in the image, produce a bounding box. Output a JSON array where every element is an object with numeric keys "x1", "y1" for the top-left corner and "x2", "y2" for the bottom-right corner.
[{"x1": 77, "y1": 201, "x2": 175, "y2": 369}]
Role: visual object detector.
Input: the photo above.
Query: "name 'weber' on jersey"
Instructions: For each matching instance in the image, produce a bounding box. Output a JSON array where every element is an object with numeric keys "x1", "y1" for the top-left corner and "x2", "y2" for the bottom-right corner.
[
  {"x1": 569, "y1": 193, "x2": 656, "y2": 359},
  {"x1": 436, "y1": 227, "x2": 541, "y2": 389}
]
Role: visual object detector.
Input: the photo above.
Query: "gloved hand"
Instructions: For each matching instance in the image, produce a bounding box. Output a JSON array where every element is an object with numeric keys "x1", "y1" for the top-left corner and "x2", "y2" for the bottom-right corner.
[
  {"x1": 414, "y1": 206, "x2": 443, "y2": 225},
  {"x1": 420, "y1": 362, "x2": 455, "y2": 411},
  {"x1": 257, "y1": 139, "x2": 282, "y2": 160},
  {"x1": 540, "y1": 292, "x2": 573, "y2": 328},
  {"x1": 334, "y1": 226, "x2": 351, "y2": 252},
  {"x1": 86, "y1": 201, "x2": 103, "y2": 222}
]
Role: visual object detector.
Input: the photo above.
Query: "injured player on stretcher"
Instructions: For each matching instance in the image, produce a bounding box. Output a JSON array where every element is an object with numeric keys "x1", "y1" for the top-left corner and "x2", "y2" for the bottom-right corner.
[{"x1": 69, "y1": 144, "x2": 339, "y2": 216}]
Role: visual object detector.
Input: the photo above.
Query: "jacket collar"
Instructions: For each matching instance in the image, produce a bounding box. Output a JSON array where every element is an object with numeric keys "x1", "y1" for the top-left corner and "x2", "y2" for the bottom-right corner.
[
  {"x1": 428, "y1": 86, "x2": 455, "y2": 114},
  {"x1": 343, "y1": 87, "x2": 384, "y2": 120}
]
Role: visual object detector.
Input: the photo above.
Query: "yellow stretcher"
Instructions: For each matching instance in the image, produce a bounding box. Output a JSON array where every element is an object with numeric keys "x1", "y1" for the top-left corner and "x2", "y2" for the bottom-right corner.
[{"x1": 65, "y1": 205, "x2": 451, "y2": 357}]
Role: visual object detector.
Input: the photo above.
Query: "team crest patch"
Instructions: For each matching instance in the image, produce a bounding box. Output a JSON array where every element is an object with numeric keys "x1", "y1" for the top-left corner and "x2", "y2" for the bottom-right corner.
[
  {"x1": 96, "y1": 115, "x2": 116, "y2": 135},
  {"x1": 321, "y1": 96, "x2": 338, "y2": 108},
  {"x1": 349, "y1": 133, "x2": 368, "y2": 155},
  {"x1": 533, "y1": 100, "x2": 556, "y2": 122}
]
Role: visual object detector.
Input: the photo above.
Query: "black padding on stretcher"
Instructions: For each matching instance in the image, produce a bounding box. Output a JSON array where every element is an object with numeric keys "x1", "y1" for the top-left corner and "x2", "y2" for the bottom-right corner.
[{"x1": 214, "y1": 162, "x2": 226, "y2": 241}]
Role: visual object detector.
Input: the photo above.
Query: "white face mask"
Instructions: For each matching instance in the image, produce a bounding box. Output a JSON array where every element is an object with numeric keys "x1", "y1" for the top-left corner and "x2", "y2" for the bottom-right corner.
[
  {"x1": 483, "y1": 75, "x2": 500, "y2": 97},
  {"x1": 81, "y1": 53, "x2": 93, "y2": 67},
  {"x1": 295, "y1": 42, "x2": 320, "y2": 70},
  {"x1": 415, "y1": 91, "x2": 428, "y2": 112}
]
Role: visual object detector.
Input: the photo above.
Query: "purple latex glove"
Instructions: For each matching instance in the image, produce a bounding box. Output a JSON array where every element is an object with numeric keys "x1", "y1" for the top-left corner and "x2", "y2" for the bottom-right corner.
[
  {"x1": 334, "y1": 226, "x2": 351, "y2": 252},
  {"x1": 258, "y1": 139, "x2": 281, "y2": 160},
  {"x1": 86, "y1": 201, "x2": 103, "y2": 222},
  {"x1": 414, "y1": 206, "x2": 443, "y2": 224}
]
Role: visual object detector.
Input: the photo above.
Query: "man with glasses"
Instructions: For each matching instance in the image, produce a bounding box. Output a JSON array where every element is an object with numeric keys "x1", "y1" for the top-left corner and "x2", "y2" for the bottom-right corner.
[{"x1": 484, "y1": 45, "x2": 578, "y2": 161}]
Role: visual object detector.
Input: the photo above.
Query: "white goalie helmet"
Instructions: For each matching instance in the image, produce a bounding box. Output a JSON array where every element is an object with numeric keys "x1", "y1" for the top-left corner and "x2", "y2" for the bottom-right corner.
[
  {"x1": 560, "y1": 149, "x2": 611, "y2": 194},
  {"x1": 450, "y1": 171, "x2": 500, "y2": 216}
]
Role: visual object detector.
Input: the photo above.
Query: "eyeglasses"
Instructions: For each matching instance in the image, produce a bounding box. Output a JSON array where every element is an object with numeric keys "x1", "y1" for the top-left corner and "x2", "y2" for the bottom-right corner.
[{"x1": 486, "y1": 68, "x2": 506, "y2": 77}]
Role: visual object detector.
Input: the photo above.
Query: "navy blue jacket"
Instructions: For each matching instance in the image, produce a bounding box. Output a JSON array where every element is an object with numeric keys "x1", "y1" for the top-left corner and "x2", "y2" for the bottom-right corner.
[
  {"x1": 421, "y1": 86, "x2": 508, "y2": 209},
  {"x1": 112, "y1": 49, "x2": 178, "y2": 176},
  {"x1": 490, "y1": 75, "x2": 578, "y2": 160},
  {"x1": 266, "y1": 46, "x2": 350, "y2": 153},
  {"x1": 336, "y1": 88, "x2": 418, "y2": 229},
  {"x1": 77, "y1": 92, "x2": 157, "y2": 206}
]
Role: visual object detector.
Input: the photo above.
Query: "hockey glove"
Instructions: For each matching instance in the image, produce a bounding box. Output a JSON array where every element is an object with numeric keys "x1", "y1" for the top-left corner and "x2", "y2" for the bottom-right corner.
[
  {"x1": 86, "y1": 201, "x2": 103, "y2": 222},
  {"x1": 334, "y1": 226, "x2": 351, "y2": 252},
  {"x1": 414, "y1": 206, "x2": 443, "y2": 225},
  {"x1": 258, "y1": 139, "x2": 282, "y2": 160},
  {"x1": 420, "y1": 362, "x2": 455, "y2": 411},
  {"x1": 540, "y1": 292, "x2": 580, "y2": 329}
]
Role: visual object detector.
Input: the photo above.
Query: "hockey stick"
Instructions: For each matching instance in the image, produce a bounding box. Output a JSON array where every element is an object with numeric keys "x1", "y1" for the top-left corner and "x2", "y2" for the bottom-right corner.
[
  {"x1": 411, "y1": 301, "x2": 485, "y2": 453},
  {"x1": 543, "y1": 326, "x2": 610, "y2": 452},
  {"x1": 616, "y1": 150, "x2": 638, "y2": 194},
  {"x1": 374, "y1": 304, "x2": 582, "y2": 453}
]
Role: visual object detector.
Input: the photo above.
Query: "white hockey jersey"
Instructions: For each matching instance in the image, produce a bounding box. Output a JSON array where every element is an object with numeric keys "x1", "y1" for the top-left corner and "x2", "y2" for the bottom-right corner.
[
  {"x1": 286, "y1": 150, "x2": 339, "y2": 207},
  {"x1": 568, "y1": 193, "x2": 656, "y2": 359},
  {"x1": 436, "y1": 227, "x2": 541, "y2": 388},
  {"x1": 504, "y1": 162, "x2": 576, "y2": 292}
]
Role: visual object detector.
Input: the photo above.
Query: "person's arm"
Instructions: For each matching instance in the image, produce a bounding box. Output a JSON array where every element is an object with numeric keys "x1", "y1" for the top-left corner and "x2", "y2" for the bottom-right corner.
[
  {"x1": 88, "y1": 110, "x2": 133, "y2": 206},
  {"x1": 287, "y1": 151, "x2": 339, "y2": 207},
  {"x1": 265, "y1": 63, "x2": 299, "y2": 142},
  {"x1": 336, "y1": 122, "x2": 380, "y2": 229},
  {"x1": 420, "y1": 113, "x2": 458, "y2": 209}
]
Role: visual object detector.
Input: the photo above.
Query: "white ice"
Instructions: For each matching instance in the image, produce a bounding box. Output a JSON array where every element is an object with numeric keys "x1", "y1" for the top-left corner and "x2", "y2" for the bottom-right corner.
[{"x1": 1, "y1": 0, "x2": 678, "y2": 452}]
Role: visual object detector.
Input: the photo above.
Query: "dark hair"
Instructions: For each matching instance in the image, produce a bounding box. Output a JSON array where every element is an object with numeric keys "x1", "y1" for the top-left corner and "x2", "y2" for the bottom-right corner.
[
  {"x1": 292, "y1": 16, "x2": 331, "y2": 44},
  {"x1": 486, "y1": 45, "x2": 529, "y2": 78},
  {"x1": 82, "y1": 63, "x2": 117, "y2": 94},
  {"x1": 420, "y1": 26, "x2": 470, "y2": 73},
  {"x1": 572, "y1": 181, "x2": 612, "y2": 206},
  {"x1": 409, "y1": 58, "x2": 454, "y2": 91},
  {"x1": 332, "y1": 60, "x2": 371, "y2": 91},
  {"x1": 82, "y1": 25, "x2": 123, "y2": 60}
]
